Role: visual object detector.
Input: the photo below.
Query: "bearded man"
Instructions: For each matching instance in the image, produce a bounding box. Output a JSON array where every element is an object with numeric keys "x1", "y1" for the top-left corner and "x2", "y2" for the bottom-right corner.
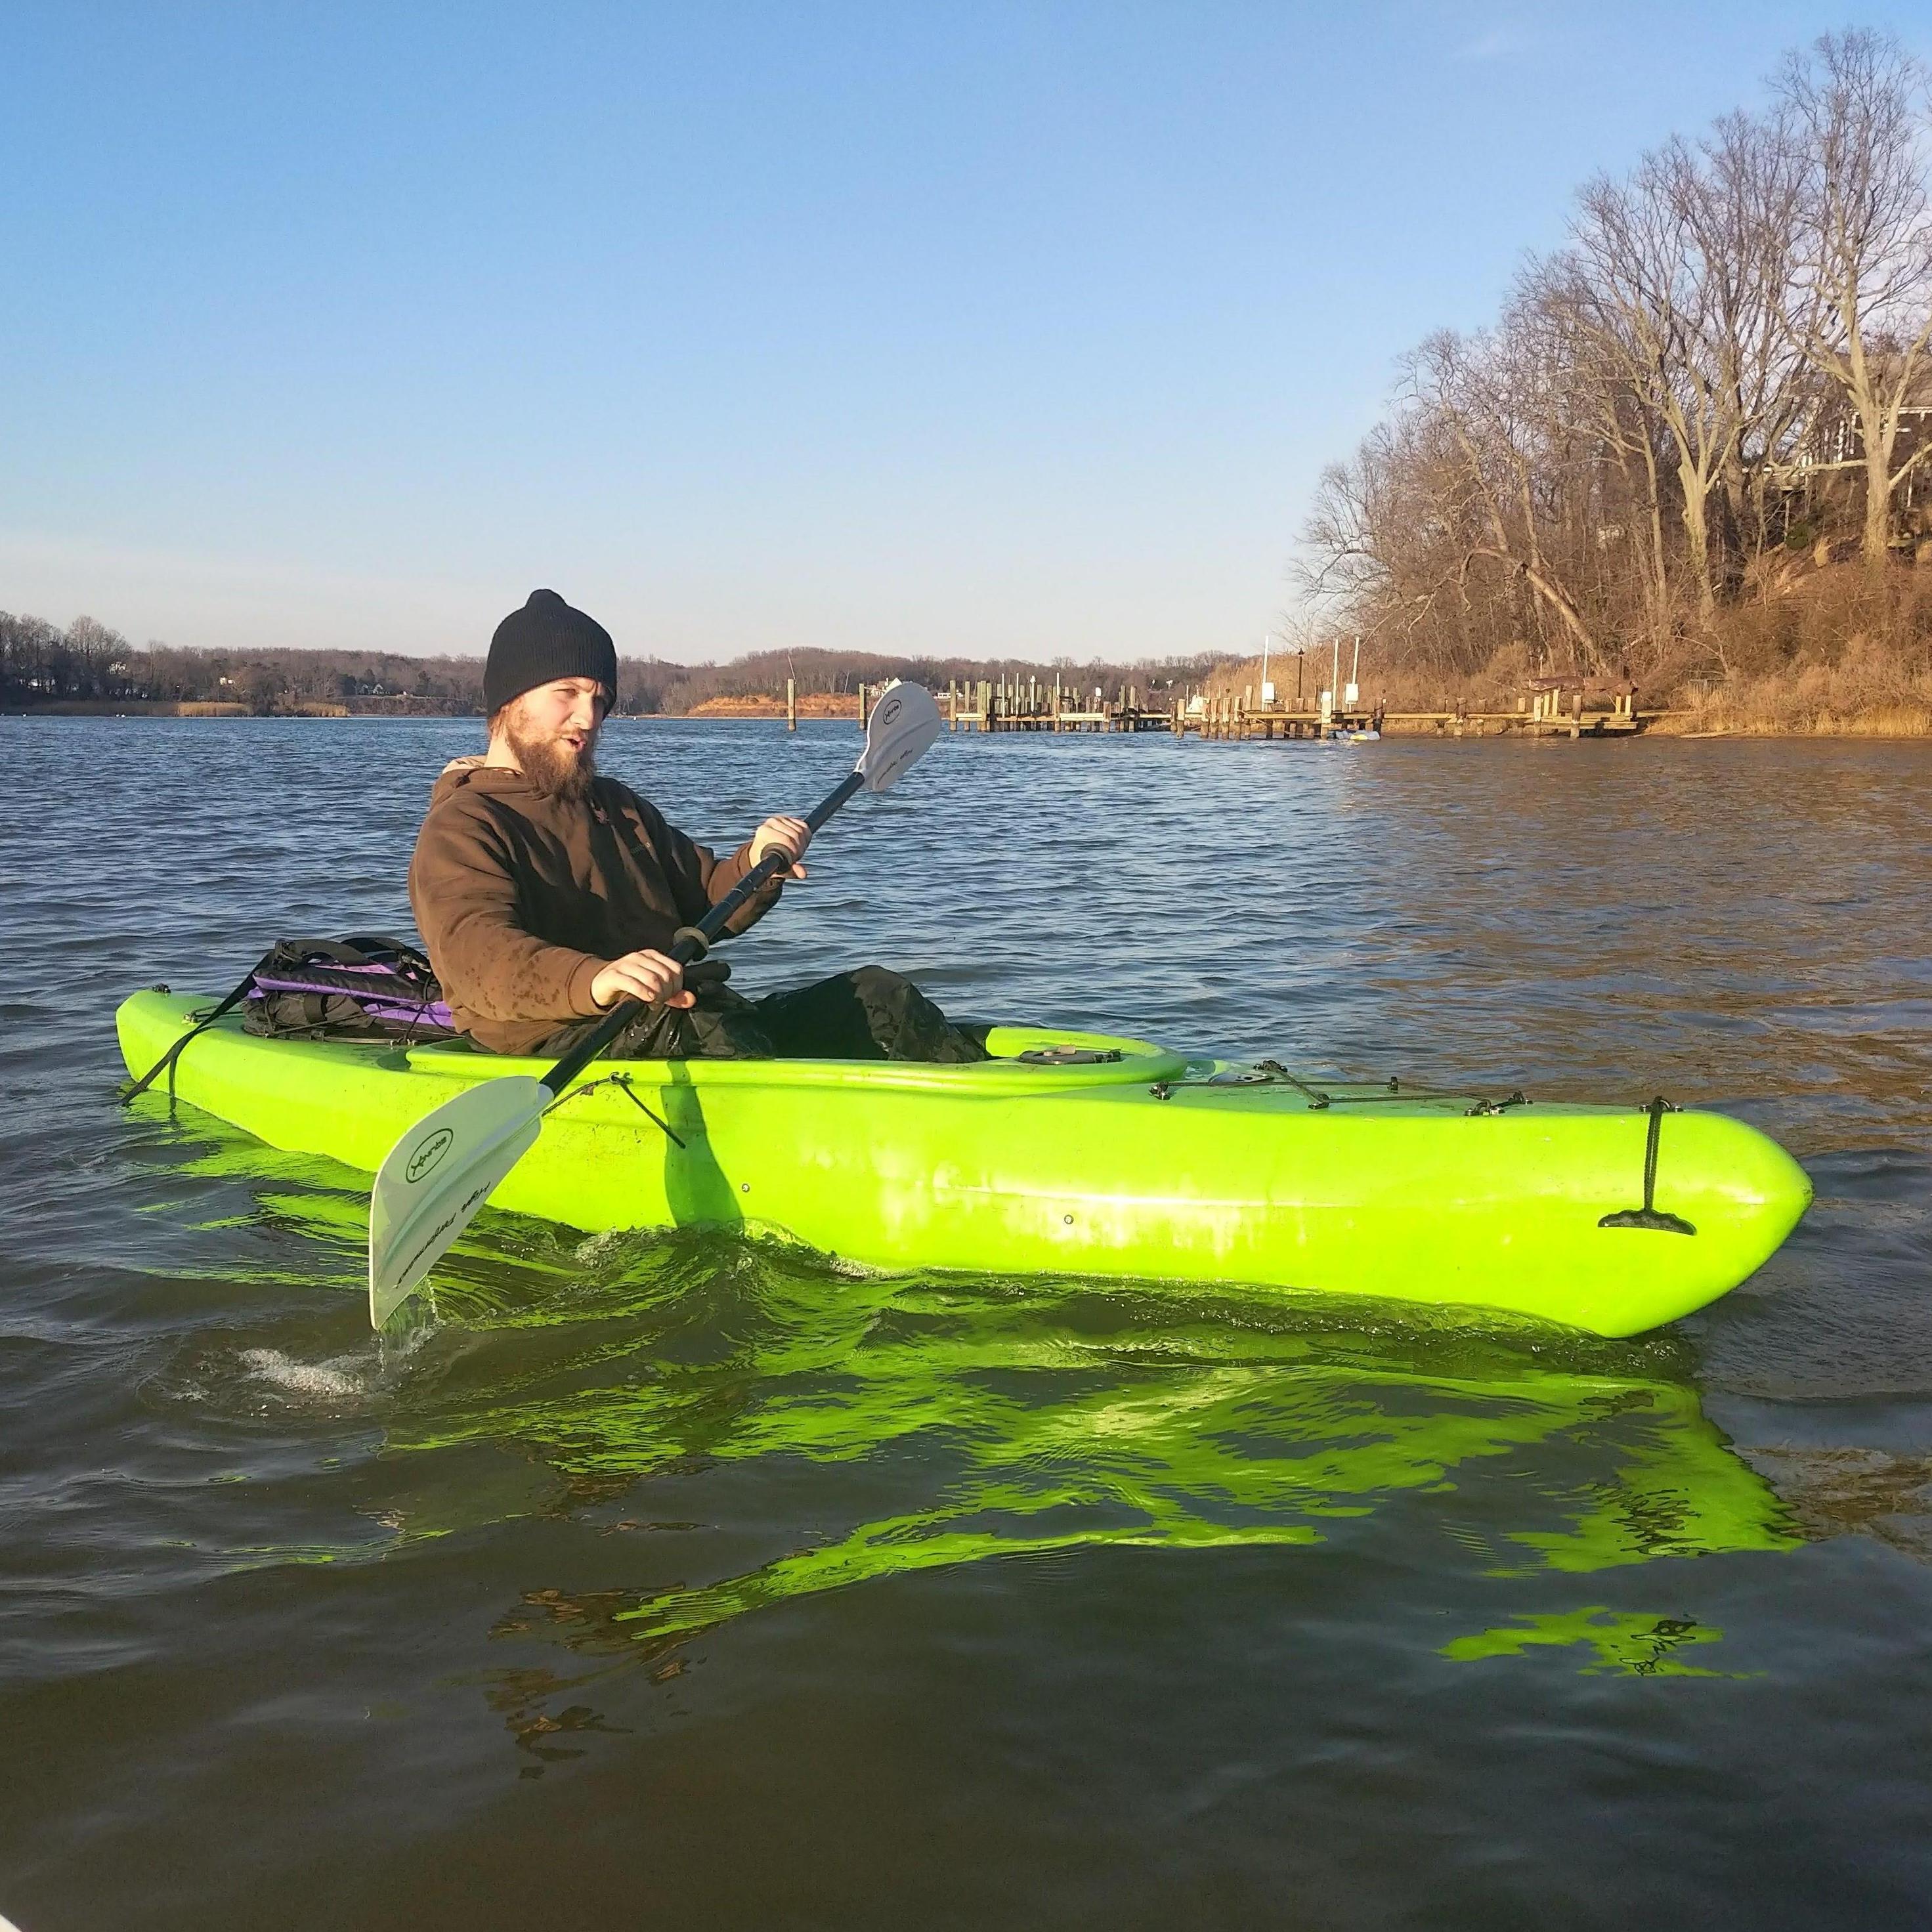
[{"x1": 410, "y1": 588, "x2": 985, "y2": 1063}]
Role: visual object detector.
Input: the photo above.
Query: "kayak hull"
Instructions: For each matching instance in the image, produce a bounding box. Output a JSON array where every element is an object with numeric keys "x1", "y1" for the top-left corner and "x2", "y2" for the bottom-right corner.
[{"x1": 116, "y1": 991, "x2": 1811, "y2": 1337}]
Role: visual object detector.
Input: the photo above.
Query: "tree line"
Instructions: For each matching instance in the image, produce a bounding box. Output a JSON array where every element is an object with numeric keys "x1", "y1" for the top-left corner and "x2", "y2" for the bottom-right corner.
[
  {"x1": 0, "y1": 609, "x2": 1232, "y2": 716},
  {"x1": 1297, "y1": 30, "x2": 1932, "y2": 695},
  {"x1": 0, "y1": 611, "x2": 499, "y2": 711}
]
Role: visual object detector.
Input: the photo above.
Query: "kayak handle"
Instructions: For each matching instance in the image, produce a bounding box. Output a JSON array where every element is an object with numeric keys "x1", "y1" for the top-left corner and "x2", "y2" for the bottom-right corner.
[{"x1": 1599, "y1": 1098, "x2": 1696, "y2": 1235}]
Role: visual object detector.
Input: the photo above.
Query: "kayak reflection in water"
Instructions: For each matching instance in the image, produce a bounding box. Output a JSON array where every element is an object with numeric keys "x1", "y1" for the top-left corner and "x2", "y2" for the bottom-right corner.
[
  {"x1": 336, "y1": 1233, "x2": 1797, "y2": 1672},
  {"x1": 408, "y1": 588, "x2": 986, "y2": 1064}
]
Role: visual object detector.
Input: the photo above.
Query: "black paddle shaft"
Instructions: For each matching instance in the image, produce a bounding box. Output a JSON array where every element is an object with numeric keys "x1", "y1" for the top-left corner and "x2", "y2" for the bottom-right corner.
[{"x1": 540, "y1": 767, "x2": 867, "y2": 1097}]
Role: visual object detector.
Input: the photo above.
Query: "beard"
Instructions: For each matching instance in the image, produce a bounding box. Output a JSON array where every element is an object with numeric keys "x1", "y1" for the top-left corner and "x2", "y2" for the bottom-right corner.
[{"x1": 504, "y1": 710, "x2": 599, "y2": 802}]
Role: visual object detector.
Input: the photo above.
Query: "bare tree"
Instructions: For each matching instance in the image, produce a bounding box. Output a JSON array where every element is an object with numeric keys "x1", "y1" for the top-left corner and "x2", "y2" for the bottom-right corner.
[
  {"x1": 1403, "y1": 322, "x2": 1607, "y2": 666},
  {"x1": 1562, "y1": 138, "x2": 1770, "y2": 622},
  {"x1": 1297, "y1": 412, "x2": 1495, "y2": 676},
  {"x1": 1778, "y1": 29, "x2": 1932, "y2": 567},
  {"x1": 1297, "y1": 432, "x2": 1400, "y2": 609},
  {"x1": 66, "y1": 616, "x2": 130, "y2": 700},
  {"x1": 1692, "y1": 110, "x2": 1820, "y2": 560},
  {"x1": 0, "y1": 612, "x2": 63, "y2": 702},
  {"x1": 1524, "y1": 259, "x2": 1676, "y2": 645}
]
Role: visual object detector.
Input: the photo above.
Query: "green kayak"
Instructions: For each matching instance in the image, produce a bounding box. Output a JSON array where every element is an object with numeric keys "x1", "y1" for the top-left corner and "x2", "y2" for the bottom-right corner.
[{"x1": 116, "y1": 989, "x2": 1811, "y2": 1337}]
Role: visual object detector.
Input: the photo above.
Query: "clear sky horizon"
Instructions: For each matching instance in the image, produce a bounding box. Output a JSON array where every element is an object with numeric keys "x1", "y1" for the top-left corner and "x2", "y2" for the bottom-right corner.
[{"x1": 5, "y1": 3, "x2": 1927, "y2": 666}]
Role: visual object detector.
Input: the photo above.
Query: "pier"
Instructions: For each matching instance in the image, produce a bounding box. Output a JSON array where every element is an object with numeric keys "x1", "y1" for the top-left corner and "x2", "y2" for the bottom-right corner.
[
  {"x1": 920, "y1": 674, "x2": 1658, "y2": 741},
  {"x1": 942, "y1": 676, "x2": 1176, "y2": 733}
]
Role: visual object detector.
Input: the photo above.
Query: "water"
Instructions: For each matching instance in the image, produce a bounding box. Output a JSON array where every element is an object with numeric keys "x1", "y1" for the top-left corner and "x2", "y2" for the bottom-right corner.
[{"x1": 2, "y1": 718, "x2": 1928, "y2": 1929}]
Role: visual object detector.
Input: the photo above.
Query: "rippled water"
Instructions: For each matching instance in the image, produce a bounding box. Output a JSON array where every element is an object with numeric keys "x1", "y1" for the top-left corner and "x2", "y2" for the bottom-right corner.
[{"x1": 3, "y1": 718, "x2": 1929, "y2": 1929}]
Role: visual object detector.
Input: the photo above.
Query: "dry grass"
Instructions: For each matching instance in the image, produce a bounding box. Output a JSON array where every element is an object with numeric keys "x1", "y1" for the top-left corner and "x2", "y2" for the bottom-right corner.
[
  {"x1": 1654, "y1": 672, "x2": 1932, "y2": 736},
  {"x1": 1250, "y1": 563, "x2": 1932, "y2": 736},
  {"x1": 7, "y1": 697, "x2": 254, "y2": 718},
  {"x1": 1661, "y1": 567, "x2": 1932, "y2": 733}
]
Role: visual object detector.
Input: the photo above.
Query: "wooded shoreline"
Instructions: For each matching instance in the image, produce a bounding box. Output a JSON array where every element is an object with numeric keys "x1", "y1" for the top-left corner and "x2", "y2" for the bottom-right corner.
[
  {"x1": 1293, "y1": 30, "x2": 1932, "y2": 732},
  {"x1": 9, "y1": 691, "x2": 1929, "y2": 736}
]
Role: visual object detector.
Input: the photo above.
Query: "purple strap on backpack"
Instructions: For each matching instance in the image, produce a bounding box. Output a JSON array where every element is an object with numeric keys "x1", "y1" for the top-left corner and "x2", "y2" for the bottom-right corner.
[{"x1": 247, "y1": 959, "x2": 456, "y2": 1031}]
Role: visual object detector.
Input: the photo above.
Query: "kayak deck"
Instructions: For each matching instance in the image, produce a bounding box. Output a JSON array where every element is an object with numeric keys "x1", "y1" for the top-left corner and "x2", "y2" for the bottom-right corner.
[{"x1": 116, "y1": 990, "x2": 1812, "y2": 1337}]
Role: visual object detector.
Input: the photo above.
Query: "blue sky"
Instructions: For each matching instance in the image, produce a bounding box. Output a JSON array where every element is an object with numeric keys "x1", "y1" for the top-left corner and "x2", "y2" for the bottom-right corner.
[{"x1": 3, "y1": 3, "x2": 1925, "y2": 664}]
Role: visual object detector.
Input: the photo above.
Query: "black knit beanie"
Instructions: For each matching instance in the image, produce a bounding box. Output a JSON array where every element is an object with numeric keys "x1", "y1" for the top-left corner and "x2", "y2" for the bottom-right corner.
[{"x1": 484, "y1": 589, "x2": 618, "y2": 716}]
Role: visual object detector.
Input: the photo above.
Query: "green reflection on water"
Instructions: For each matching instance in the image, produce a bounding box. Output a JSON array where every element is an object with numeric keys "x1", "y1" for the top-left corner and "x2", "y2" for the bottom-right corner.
[
  {"x1": 389, "y1": 1242, "x2": 1801, "y2": 1652},
  {"x1": 144, "y1": 1121, "x2": 1800, "y2": 1667},
  {"x1": 1443, "y1": 1608, "x2": 1740, "y2": 1677}
]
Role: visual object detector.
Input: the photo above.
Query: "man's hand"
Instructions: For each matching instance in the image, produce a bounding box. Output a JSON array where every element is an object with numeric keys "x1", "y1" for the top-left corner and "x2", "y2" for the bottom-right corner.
[
  {"x1": 750, "y1": 814, "x2": 811, "y2": 880},
  {"x1": 590, "y1": 949, "x2": 695, "y2": 1012}
]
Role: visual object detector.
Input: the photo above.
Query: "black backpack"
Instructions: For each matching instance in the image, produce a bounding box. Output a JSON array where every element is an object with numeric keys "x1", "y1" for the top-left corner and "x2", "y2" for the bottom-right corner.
[
  {"x1": 240, "y1": 935, "x2": 455, "y2": 1041},
  {"x1": 123, "y1": 935, "x2": 458, "y2": 1105}
]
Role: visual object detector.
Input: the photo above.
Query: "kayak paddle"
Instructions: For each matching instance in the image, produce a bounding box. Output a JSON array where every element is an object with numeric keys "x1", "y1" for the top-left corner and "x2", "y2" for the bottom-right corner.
[{"x1": 366, "y1": 679, "x2": 944, "y2": 1329}]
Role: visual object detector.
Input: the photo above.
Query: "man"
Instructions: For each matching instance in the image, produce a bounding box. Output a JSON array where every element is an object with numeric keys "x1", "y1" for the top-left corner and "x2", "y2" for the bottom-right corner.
[{"x1": 409, "y1": 588, "x2": 985, "y2": 1064}]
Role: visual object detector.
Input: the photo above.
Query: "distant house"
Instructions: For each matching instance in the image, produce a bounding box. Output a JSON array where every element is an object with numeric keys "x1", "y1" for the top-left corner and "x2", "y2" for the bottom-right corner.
[{"x1": 1793, "y1": 354, "x2": 1932, "y2": 534}]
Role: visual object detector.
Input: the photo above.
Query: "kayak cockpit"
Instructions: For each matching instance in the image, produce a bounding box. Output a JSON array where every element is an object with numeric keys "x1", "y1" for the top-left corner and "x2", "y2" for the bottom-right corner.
[{"x1": 402, "y1": 1023, "x2": 1193, "y2": 1094}]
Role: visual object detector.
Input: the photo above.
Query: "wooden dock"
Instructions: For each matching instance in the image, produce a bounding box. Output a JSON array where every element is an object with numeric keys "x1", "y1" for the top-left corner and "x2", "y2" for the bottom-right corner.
[
  {"x1": 941, "y1": 677, "x2": 1176, "y2": 733},
  {"x1": 928, "y1": 675, "x2": 1659, "y2": 741}
]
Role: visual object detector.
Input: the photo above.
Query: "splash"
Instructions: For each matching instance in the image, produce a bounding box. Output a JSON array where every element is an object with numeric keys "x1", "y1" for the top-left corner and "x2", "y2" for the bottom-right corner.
[{"x1": 237, "y1": 1347, "x2": 372, "y2": 1401}]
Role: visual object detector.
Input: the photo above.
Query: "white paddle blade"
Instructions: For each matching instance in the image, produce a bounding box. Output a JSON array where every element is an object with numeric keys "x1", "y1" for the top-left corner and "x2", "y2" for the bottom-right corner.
[
  {"x1": 368, "y1": 1075, "x2": 548, "y2": 1328},
  {"x1": 857, "y1": 680, "x2": 942, "y2": 792}
]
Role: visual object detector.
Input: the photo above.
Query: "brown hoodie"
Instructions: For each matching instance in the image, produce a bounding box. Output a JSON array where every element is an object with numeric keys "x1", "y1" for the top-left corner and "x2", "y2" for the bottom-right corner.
[{"x1": 408, "y1": 756, "x2": 780, "y2": 1054}]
